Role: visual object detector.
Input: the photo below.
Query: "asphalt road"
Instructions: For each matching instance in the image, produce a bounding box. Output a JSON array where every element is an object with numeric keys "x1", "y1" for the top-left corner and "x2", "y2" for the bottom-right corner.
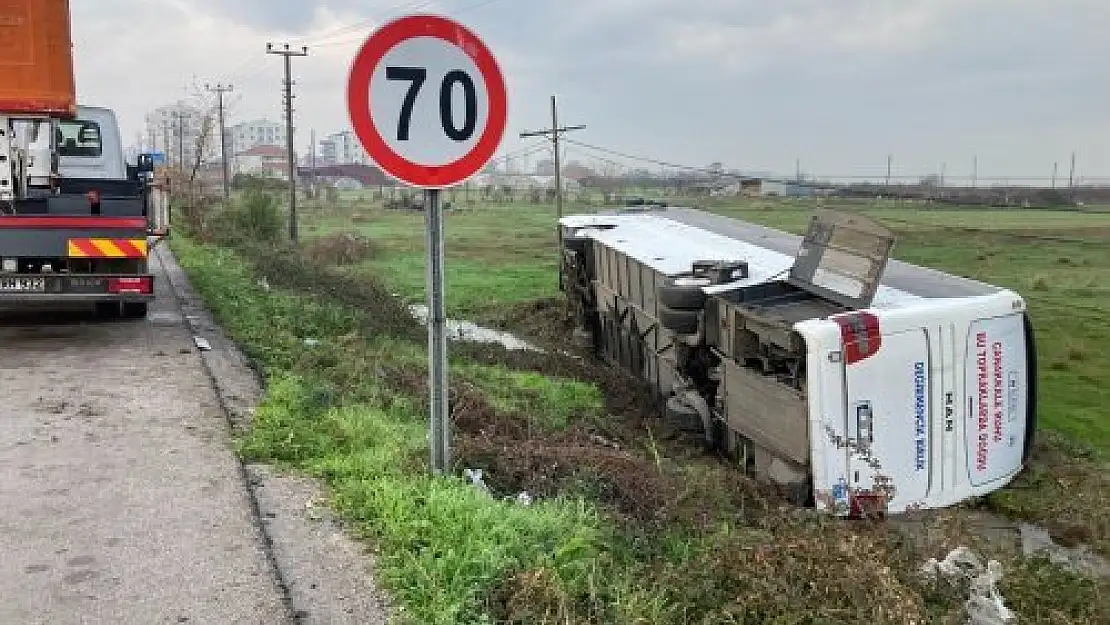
[{"x1": 0, "y1": 254, "x2": 290, "y2": 623}]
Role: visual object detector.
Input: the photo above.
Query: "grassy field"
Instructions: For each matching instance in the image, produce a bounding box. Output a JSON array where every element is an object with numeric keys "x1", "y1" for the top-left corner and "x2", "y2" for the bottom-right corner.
[
  {"x1": 174, "y1": 191, "x2": 1110, "y2": 624},
  {"x1": 302, "y1": 196, "x2": 1110, "y2": 449}
]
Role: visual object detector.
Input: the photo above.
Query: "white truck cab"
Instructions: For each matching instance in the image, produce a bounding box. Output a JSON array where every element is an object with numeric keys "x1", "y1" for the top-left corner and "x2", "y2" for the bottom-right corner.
[{"x1": 57, "y1": 105, "x2": 127, "y2": 180}]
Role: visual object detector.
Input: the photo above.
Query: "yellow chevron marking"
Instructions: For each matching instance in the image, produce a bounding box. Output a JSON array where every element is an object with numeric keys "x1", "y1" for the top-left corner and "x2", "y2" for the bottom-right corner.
[
  {"x1": 91, "y1": 239, "x2": 123, "y2": 257},
  {"x1": 66, "y1": 239, "x2": 148, "y2": 258}
]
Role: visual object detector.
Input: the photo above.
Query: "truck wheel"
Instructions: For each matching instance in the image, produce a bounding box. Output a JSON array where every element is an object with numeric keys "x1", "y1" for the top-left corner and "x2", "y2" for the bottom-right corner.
[
  {"x1": 659, "y1": 306, "x2": 700, "y2": 335},
  {"x1": 122, "y1": 302, "x2": 149, "y2": 319},
  {"x1": 659, "y1": 276, "x2": 709, "y2": 310}
]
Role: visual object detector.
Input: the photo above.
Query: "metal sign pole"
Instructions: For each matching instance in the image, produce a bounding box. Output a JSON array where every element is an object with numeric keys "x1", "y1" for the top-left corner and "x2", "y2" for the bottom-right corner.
[{"x1": 425, "y1": 188, "x2": 450, "y2": 474}]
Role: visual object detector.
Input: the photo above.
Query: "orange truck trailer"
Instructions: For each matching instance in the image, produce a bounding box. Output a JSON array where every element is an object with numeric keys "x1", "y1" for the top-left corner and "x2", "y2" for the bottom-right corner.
[{"x1": 0, "y1": 0, "x2": 155, "y2": 317}]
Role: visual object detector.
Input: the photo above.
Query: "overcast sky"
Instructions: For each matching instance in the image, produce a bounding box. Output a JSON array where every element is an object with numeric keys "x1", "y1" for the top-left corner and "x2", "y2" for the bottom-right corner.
[{"x1": 71, "y1": 0, "x2": 1108, "y2": 182}]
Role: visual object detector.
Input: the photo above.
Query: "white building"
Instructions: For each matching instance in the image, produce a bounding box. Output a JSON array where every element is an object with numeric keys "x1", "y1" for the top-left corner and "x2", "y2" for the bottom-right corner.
[
  {"x1": 317, "y1": 130, "x2": 368, "y2": 166},
  {"x1": 227, "y1": 119, "x2": 286, "y2": 157},
  {"x1": 145, "y1": 102, "x2": 208, "y2": 167},
  {"x1": 234, "y1": 145, "x2": 292, "y2": 180}
]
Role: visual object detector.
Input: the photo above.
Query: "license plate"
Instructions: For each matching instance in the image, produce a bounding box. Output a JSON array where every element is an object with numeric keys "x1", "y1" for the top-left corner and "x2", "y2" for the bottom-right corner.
[{"x1": 0, "y1": 277, "x2": 46, "y2": 292}]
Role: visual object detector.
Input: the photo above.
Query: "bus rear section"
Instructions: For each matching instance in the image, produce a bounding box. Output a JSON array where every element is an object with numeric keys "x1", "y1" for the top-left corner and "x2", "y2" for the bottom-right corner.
[{"x1": 802, "y1": 294, "x2": 1036, "y2": 517}]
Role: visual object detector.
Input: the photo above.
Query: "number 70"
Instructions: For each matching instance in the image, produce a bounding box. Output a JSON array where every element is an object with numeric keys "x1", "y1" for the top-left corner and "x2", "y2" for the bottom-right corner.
[{"x1": 386, "y1": 66, "x2": 478, "y2": 142}]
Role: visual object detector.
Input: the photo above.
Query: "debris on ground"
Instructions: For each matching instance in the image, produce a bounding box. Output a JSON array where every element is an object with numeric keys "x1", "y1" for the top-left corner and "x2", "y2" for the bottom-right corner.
[
  {"x1": 463, "y1": 468, "x2": 491, "y2": 496},
  {"x1": 1020, "y1": 523, "x2": 1110, "y2": 579},
  {"x1": 194, "y1": 336, "x2": 212, "y2": 351},
  {"x1": 921, "y1": 547, "x2": 1017, "y2": 625}
]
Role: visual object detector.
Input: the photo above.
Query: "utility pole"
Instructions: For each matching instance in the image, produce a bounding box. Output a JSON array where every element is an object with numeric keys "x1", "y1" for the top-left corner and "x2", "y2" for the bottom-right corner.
[
  {"x1": 795, "y1": 158, "x2": 801, "y2": 182},
  {"x1": 885, "y1": 154, "x2": 892, "y2": 191},
  {"x1": 972, "y1": 155, "x2": 978, "y2": 189},
  {"x1": 520, "y1": 95, "x2": 585, "y2": 220},
  {"x1": 310, "y1": 128, "x2": 316, "y2": 199},
  {"x1": 206, "y1": 83, "x2": 234, "y2": 201},
  {"x1": 267, "y1": 42, "x2": 308, "y2": 241},
  {"x1": 1052, "y1": 162, "x2": 1058, "y2": 189},
  {"x1": 162, "y1": 120, "x2": 171, "y2": 165},
  {"x1": 173, "y1": 112, "x2": 186, "y2": 173},
  {"x1": 1069, "y1": 151, "x2": 1076, "y2": 189}
]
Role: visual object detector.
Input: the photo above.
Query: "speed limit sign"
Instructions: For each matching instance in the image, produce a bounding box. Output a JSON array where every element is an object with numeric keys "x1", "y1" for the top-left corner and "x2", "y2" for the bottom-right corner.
[{"x1": 347, "y1": 14, "x2": 508, "y2": 188}]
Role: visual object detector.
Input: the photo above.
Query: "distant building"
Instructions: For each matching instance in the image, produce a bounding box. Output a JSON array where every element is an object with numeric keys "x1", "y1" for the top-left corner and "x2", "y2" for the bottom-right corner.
[
  {"x1": 564, "y1": 162, "x2": 596, "y2": 181},
  {"x1": 227, "y1": 119, "x2": 286, "y2": 157},
  {"x1": 318, "y1": 136, "x2": 338, "y2": 165},
  {"x1": 534, "y1": 159, "x2": 555, "y2": 176},
  {"x1": 317, "y1": 130, "x2": 368, "y2": 166},
  {"x1": 145, "y1": 102, "x2": 207, "y2": 167},
  {"x1": 759, "y1": 180, "x2": 818, "y2": 198},
  {"x1": 235, "y1": 145, "x2": 293, "y2": 180}
]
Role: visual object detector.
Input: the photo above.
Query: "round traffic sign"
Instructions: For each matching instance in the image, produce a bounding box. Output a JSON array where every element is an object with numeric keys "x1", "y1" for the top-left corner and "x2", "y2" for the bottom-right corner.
[{"x1": 347, "y1": 14, "x2": 508, "y2": 189}]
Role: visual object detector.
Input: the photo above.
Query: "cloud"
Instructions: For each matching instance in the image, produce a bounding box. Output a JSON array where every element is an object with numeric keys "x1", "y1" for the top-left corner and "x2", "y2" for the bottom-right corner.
[{"x1": 66, "y1": 0, "x2": 1110, "y2": 179}]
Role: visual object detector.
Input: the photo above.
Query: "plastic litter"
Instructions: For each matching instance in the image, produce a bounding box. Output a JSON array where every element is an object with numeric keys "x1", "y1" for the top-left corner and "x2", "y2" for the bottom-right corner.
[
  {"x1": 303, "y1": 338, "x2": 321, "y2": 347},
  {"x1": 463, "y1": 468, "x2": 491, "y2": 496},
  {"x1": 193, "y1": 336, "x2": 211, "y2": 351},
  {"x1": 921, "y1": 547, "x2": 1016, "y2": 625},
  {"x1": 515, "y1": 492, "x2": 532, "y2": 506}
]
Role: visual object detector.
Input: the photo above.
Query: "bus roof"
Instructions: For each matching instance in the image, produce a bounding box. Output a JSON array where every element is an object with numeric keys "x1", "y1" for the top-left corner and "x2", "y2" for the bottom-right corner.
[{"x1": 559, "y1": 207, "x2": 1004, "y2": 309}]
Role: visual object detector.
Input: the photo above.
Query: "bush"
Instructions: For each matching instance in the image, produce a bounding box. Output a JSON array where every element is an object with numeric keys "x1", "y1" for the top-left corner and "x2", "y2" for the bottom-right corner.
[
  {"x1": 303, "y1": 233, "x2": 380, "y2": 266},
  {"x1": 232, "y1": 173, "x2": 287, "y2": 193},
  {"x1": 208, "y1": 189, "x2": 286, "y2": 247}
]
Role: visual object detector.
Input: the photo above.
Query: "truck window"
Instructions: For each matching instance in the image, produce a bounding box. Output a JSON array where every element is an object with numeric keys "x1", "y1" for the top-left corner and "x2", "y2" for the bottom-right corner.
[{"x1": 57, "y1": 120, "x2": 103, "y2": 158}]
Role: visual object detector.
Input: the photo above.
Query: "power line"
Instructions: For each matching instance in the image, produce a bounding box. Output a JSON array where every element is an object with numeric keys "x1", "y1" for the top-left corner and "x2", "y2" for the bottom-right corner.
[
  {"x1": 562, "y1": 138, "x2": 728, "y2": 178},
  {"x1": 488, "y1": 141, "x2": 550, "y2": 166},
  {"x1": 302, "y1": 0, "x2": 439, "y2": 47}
]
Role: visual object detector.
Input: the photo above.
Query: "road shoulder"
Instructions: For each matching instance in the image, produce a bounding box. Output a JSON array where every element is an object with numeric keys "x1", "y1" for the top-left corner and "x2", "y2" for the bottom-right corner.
[{"x1": 155, "y1": 243, "x2": 392, "y2": 625}]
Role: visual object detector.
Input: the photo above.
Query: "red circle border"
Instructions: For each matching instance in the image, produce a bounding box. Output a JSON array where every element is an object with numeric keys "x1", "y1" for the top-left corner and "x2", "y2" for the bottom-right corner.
[{"x1": 346, "y1": 14, "x2": 508, "y2": 189}]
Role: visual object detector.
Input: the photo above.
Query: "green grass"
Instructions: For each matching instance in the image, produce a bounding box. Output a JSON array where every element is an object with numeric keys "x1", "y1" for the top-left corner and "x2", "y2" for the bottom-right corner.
[
  {"x1": 302, "y1": 202, "x2": 577, "y2": 314},
  {"x1": 462, "y1": 365, "x2": 605, "y2": 431},
  {"x1": 174, "y1": 194, "x2": 1110, "y2": 624},
  {"x1": 173, "y1": 236, "x2": 609, "y2": 625},
  {"x1": 301, "y1": 196, "x2": 1110, "y2": 453}
]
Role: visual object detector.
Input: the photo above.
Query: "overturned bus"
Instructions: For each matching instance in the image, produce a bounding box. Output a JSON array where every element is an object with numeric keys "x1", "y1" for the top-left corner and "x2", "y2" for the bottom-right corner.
[{"x1": 558, "y1": 207, "x2": 1036, "y2": 518}]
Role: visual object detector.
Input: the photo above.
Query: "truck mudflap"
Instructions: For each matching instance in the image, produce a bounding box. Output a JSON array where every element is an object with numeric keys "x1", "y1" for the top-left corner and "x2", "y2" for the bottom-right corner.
[{"x1": 0, "y1": 273, "x2": 154, "y2": 301}]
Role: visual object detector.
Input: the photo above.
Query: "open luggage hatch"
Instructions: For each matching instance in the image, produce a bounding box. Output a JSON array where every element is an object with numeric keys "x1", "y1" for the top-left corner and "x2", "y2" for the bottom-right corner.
[{"x1": 788, "y1": 210, "x2": 896, "y2": 309}]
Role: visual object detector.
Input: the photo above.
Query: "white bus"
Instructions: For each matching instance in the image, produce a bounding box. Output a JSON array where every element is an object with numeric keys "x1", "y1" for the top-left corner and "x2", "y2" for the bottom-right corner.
[{"x1": 558, "y1": 207, "x2": 1036, "y2": 518}]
